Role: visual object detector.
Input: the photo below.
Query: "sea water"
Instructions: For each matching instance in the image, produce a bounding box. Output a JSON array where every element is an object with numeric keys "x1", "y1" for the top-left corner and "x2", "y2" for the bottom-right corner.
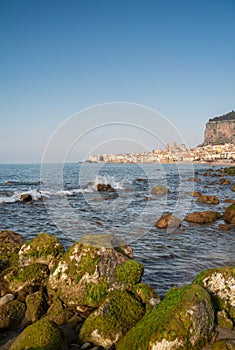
[{"x1": 0, "y1": 162, "x2": 234, "y2": 296}]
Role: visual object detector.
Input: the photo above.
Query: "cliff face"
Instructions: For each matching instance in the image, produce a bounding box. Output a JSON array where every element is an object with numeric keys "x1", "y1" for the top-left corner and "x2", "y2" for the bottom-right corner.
[{"x1": 204, "y1": 111, "x2": 235, "y2": 145}]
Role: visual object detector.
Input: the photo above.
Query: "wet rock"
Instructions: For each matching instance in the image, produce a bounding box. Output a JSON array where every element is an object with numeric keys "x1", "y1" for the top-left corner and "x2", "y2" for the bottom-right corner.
[
  {"x1": 151, "y1": 184, "x2": 168, "y2": 195},
  {"x1": 9, "y1": 319, "x2": 68, "y2": 350},
  {"x1": 185, "y1": 211, "x2": 220, "y2": 224},
  {"x1": 224, "y1": 166, "x2": 235, "y2": 175},
  {"x1": 231, "y1": 186, "x2": 235, "y2": 192},
  {"x1": 117, "y1": 284, "x2": 215, "y2": 350},
  {"x1": 154, "y1": 213, "x2": 182, "y2": 228},
  {"x1": 25, "y1": 290, "x2": 48, "y2": 323},
  {"x1": 19, "y1": 233, "x2": 64, "y2": 270},
  {"x1": 0, "y1": 231, "x2": 25, "y2": 245},
  {"x1": 193, "y1": 267, "x2": 235, "y2": 322},
  {"x1": 79, "y1": 290, "x2": 145, "y2": 348},
  {"x1": 188, "y1": 177, "x2": 201, "y2": 181},
  {"x1": 97, "y1": 184, "x2": 118, "y2": 200},
  {"x1": 218, "y1": 224, "x2": 235, "y2": 231},
  {"x1": 223, "y1": 204, "x2": 235, "y2": 224},
  {"x1": 0, "y1": 263, "x2": 49, "y2": 298},
  {"x1": 224, "y1": 198, "x2": 235, "y2": 203},
  {"x1": 197, "y1": 195, "x2": 220, "y2": 204},
  {"x1": 191, "y1": 191, "x2": 202, "y2": 197},
  {"x1": 19, "y1": 193, "x2": 33, "y2": 202},
  {"x1": 48, "y1": 235, "x2": 143, "y2": 310},
  {"x1": 220, "y1": 178, "x2": 231, "y2": 185},
  {"x1": 0, "y1": 300, "x2": 26, "y2": 330},
  {"x1": 217, "y1": 310, "x2": 234, "y2": 330}
]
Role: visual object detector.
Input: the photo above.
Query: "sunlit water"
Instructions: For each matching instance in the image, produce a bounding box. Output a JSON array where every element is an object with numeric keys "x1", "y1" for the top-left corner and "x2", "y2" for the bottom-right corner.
[{"x1": 0, "y1": 163, "x2": 234, "y2": 296}]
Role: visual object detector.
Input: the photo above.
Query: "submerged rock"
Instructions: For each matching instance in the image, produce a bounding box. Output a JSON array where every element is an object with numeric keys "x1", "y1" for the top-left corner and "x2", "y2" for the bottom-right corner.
[
  {"x1": 188, "y1": 177, "x2": 201, "y2": 182},
  {"x1": 223, "y1": 204, "x2": 235, "y2": 224},
  {"x1": 154, "y1": 213, "x2": 182, "y2": 228},
  {"x1": 97, "y1": 183, "x2": 118, "y2": 199},
  {"x1": 185, "y1": 210, "x2": 220, "y2": 224},
  {"x1": 193, "y1": 267, "x2": 235, "y2": 322},
  {"x1": 79, "y1": 290, "x2": 145, "y2": 348},
  {"x1": 9, "y1": 319, "x2": 68, "y2": 350},
  {"x1": 18, "y1": 233, "x2": 64, "y2": 270},
  {"x1": 117, "y1": 284, "x2": 215, "y2": 350},
  {"x1": 151, "y1": 185, "x2": 168, "y2": 195},
  {"x1": 197, "y1": 195, "x2": 220, "y2": 204}
]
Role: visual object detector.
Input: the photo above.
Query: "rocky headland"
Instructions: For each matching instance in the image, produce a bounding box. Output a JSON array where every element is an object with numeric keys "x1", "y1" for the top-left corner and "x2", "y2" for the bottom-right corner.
[
  {"x1": 204, "y1": 111, "x2": 235, "y2": 146},
  {"x1": 0, "y1": 166, "x2": 235, "y2": 349}
]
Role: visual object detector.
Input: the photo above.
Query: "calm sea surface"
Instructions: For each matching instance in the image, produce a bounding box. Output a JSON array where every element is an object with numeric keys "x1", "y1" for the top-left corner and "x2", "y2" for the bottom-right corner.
[{"x1": 0, "y1": 163, "x2": 234, "y2": 296}]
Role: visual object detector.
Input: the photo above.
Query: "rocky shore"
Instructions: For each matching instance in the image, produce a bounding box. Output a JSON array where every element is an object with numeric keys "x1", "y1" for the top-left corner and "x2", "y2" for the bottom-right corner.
[{"x1": 0, "y1": 166, "x2": 235, "y2": 349}]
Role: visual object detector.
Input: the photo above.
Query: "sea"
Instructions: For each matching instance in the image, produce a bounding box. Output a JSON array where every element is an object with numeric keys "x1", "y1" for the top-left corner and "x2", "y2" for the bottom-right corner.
[{"x1": 0, "y1": 162, "x2": 234, "y2": 297}]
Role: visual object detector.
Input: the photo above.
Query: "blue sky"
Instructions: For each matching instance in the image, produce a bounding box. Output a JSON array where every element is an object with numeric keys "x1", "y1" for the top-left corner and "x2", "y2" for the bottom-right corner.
[{"x1": 1, "y1": 0, "x2": 235, "y2": 163}]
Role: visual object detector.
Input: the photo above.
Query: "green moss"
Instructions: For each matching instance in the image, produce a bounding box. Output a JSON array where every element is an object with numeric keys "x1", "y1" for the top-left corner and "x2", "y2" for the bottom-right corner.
[
  {"x1": 227, "y1": 204, "x2": 235, "y2": 211},
  {"x1": 9, "y1": 319, "x2": 65, "y2": 350},
  {"x1": 43, "y1": 296, "x2": 73, "y2": 325},
  {"x1": 115, "y1": 259, "x2": 144, "y2": 286},
  {"x1": 117, "y1": 284, "x2": 214, "y2": 350},
  {"x1": 212, "y1": 340, "x2": 230, "y2": 350},
  {"x1": 79, "y1": 290, "x2": 145, "y2": 346},
  {"x1": 0, "y1": 243, "x2": 19, "y2": 267},
  {"x1": 0, "y1": 300, "x2": 26, "y2": 329},
  {"x1": 131, "y1": 283, "x2": 158, "y2": 305},
  {"x1": 224, "y1": 166, "x2": 235, "y2": 175},
  {"x1": 26, "y1": 291, "x2": 48, "y2": 323}
]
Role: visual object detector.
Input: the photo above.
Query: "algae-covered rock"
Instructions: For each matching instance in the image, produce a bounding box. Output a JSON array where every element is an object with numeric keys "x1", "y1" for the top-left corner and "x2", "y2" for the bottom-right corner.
[
  {"x1": 0, "y1": 300, "x2": 26, "y2": 329},
  {"x1": 9, "y1": 319, "x2": 68, "y2": 350},
  {"x1": 223, "y1": 204, "x2": 235, "y2": 224},
  {"x1": 131, "y1": 283, "x2": 160, "y2": 307},
  {"x1": 1, "y1": 263, "x2": 49, "y2": 297},
  {"x1": 193, "y1": 267, "x2": 235, "y2": 322},
  {"x1": 217, "y1": 310, "x2": 234, "y2": 330},
  {"x1": 0, "y1": 231, "x2": 25, "y2": 271},
  {"x1": 79, "y1": 290, "x2": 145, "y2": 348},
  {"x1": 48, "y1": 235, "x2": 143, "y2": 309},
  {"x1": 185, "y1": 210, "x2": 220, "y2": 224},
  {"x1": 19, "y1": 233, "x2": 64, "y2": 270},
  {"x1": 0, "y1": 230, "x2": 25, "y2": 245},
  {"x1": 212, "y1": 339, "x2": 235, "y2": 349},
  {"x1": 42, "y1": 296, "x2": 74, "y2": 325},
  {"x1": 117, "y1": 284, "x2": 215, "y2": 350},
  {"x1": 25, "y1": 290, "x2": 48, "y2": 323}
]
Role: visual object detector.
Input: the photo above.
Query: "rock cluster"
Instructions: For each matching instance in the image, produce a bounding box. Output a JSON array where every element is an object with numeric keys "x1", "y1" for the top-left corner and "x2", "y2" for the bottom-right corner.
[{"x1": 0, "y1": 229, "x2": 234, "y2": 349}]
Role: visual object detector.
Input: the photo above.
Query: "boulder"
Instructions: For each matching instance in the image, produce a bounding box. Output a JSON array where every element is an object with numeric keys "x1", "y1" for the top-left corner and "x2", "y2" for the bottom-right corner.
[
  {"x1": 9, "y1": 319, "x2": 68, "y2": 350},
  {"x1": 224, "y1": 198, "x2": 235, "y2": 203},
  {"x1": 97, "y1": 183, "x2": 116, "y2": 192},
  {"x1": 224, "y1": 166, "x2": 235, "y2": 175},
  {"x1": 0, "y1": 300, "x2": 26, "y2": 330},
  {"x1": 25, "y1": 290, "x2": 48, "y2": 323},
  {"x1": 0, "y1": 263, "x2": 49, "y2": 298},
  {"x1": 212, "y1": 339, "x2": 235, "y2": 349},
  {"x1": 0, "y1": 293, "x2": 14, "y2": 307},
  {"x1": 154, "y1": 213, "x2": 181, "y2": 228},
  {"x1": 79, "y1": 290, "x2": 145, "y2": 348},
  {"x1": 193, "y1": 267, "x2": 235, "y2": 322},
  {"x1": 116, "y1": 284, "x2": 215, "y2": 350},
  {"x1": 18, "y1": 233, "x2": 64, "y2": 270},
  {"x1": 19, "y1": 193, "x2": 33, "y2": 202},
  {"x1": 42, "y1": 296, "x2": 74, "y2": 326},
  {"x1": 151, "y1": 185, "x2": 168, "y2": 195},
  {"x1": 197, "y1": 195, "x2": 220, "y2": 204},
  {"x1": 217, "y1": 310, "x2": 233, "y2": 330},
  {"x1": 223, "y1": 204, "x2": 235, "y2": 224},
  {"x1": 231, "y1": 186, "x2": 235, "y2": 192},
  {"x1": 0, "y1": 231, "x2": 25, "y2": 271},
  {"x1": 220, "y1": 178, "x2": 231, "y2": 185},
  {"x1": 185, "y1": 211, "x2": 220, "y2": 224},
  {"x1": 0, "y1": 230, "x2": 25, "y2": 245},
  {"x1": 47, "y1": 235, "x2": 143, "y2": 309}
]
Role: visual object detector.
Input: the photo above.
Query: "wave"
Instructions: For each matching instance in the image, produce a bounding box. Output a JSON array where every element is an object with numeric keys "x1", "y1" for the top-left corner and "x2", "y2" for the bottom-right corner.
[{"x1": 0, "y1": 189, "x2": 45, "y2": 204}]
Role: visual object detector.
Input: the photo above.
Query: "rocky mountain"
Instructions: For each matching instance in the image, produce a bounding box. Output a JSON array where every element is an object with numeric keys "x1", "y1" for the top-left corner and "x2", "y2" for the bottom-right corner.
[{"x1": 204, "y1": 110, "x2": 235, "y2": 145}]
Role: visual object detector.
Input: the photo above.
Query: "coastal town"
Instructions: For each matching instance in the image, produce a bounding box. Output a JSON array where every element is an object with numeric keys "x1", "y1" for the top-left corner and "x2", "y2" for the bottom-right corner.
[{"x1": 88, "y1": 142, "x2": 235, "y2": 164}]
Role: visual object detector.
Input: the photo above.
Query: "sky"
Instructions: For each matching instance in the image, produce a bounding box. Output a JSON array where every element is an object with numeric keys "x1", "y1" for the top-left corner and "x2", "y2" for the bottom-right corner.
[{"x1": 1, "y1": 0, "x2": 235, "y2": 163}]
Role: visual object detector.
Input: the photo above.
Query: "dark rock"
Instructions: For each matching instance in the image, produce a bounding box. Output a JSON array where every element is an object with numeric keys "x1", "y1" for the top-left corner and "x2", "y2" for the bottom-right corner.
[
  {"x1": 97, "y1": 184, "x2": 115, "y2": 192},
  {"x1": 185, "y1": 211, "x2": 220, "y2": 224},
  {"x1": 0, "y1": 300, "x2": 26, "y2": 330},
  {"x1": 231, "y1": 185, "x2": 235, "y2": 192},
  {"x1": 0, "y1": 231, "x2": 25, "y2": 245},
  {"x1": 154, "y1": 213, "x2": 182, "y2": 228},
  {"x1": 217, "y1": 310, "x2": 233, "y2": 330},
  {"x1": 19, "y1": 193, "x2": 33, "y2": 202},
  {"x1": 25, "y1": 290, "x2": 48, "y2": 323},
  {"x1": 197, "y1": 195, "x2": 219, "y2": 204}
]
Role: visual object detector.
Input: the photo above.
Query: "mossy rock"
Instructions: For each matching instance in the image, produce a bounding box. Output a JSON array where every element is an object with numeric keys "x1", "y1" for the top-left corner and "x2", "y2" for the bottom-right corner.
[
  {"x1": 26, "y1": 290, "x2": 48, "y2": 323},
  {"x1": 0, "y1": 300, "x2": 26, "y2": 329},
  {"x1": 0, "y1": 243, "x2": 20, "y2": 270},
  {"x1": 48, "y1": 236, "x2": 140, "y2": 308},
  {"x1": 79, "y1": 290, "x2": 145, "y2": 348},
  {"x1": 131, "y1": 283, "x2": 159, "y2": 305},
  {"x1": 9, "y1": 319, "x2": 67, "y2": 350},
  {"x1": 1, "y1": 263, "x2": 49, "y2": 297},
  {"x1": 192, "y1": 267, "x2": 235, "y2": 322},
  {"x1": 212, "y1": 339, "x2": 235, "y2": 349},
  {"x1": 224, "y1": 204, "x2": 235, "y2": 224},
  {"x1": 217, "y1": 310, "x2": 234, "y2": 330},
  {"x1": 117, "y1": 284, "x2": 215, "y2": 350},
  {"x1": 42, "y1": 296, "x2": 74, "y2": 325},
  {"x1": 224, "y1": 167, "x2": 235, "y2": 175},
  {"x1": 19, "y1": 233, "x2": 64, "y2": 270}
]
